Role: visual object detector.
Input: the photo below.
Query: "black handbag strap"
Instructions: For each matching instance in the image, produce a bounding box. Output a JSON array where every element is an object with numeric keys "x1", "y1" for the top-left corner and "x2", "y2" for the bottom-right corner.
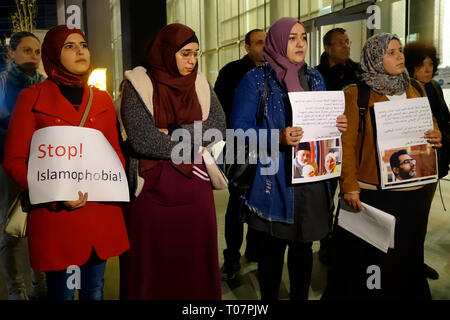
[
  {"x1": 256, "y1": 66, "x2": 269, "y2": 126},
  {"x1": 356, "y1": 81, "x2": 371, "y2": 133}
]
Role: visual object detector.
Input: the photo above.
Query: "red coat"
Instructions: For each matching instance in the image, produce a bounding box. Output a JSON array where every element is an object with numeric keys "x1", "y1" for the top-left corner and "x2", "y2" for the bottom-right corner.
[{"x1": 3, "y1": 80, "x2": 130, "y2": 271}]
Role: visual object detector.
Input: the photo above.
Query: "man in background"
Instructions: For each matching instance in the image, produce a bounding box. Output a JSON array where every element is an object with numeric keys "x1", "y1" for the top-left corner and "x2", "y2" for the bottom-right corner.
[
  {"x1": 214, "y1": 29, "x2": 266, "y2": 280},
  {"x1": 315, "y1": 28, "x2": 360, "y2": 265},
  {"x1": 215, "y1": 29, "x2": 266, "y2": 126}
]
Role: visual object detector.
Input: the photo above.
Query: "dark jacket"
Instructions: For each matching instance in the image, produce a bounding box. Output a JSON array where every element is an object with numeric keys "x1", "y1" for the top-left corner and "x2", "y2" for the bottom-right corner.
[
  {"x1": 0, "y1": 63, "x2": 45, "y2": 162},
  {"x1": 425, "y1": 80, "x2": 450, "y2": 178},
  {"x1": 214, "y1": 54, "x2": 256, "y2": 127},
  {"x1": 315, "y1": 52, "x2": 360, "y2": 90}
]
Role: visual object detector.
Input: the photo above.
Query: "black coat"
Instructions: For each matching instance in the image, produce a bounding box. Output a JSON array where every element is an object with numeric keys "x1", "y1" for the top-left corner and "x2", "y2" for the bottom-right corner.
[
  {"x1": 425, "y1": 80, "x2": 450, "y2": 178},
  {"x1": 214, "y1": 54, "x2": 256, "y2": 127},
  {"x1": 315, "y1": 52, "x2": 361, "y2": 90}
]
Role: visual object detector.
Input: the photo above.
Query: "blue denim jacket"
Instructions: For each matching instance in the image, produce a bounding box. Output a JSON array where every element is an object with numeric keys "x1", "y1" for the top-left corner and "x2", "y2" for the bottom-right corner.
[{"x1": 230, "y1": 62, "x2": 327, "y2": 223}]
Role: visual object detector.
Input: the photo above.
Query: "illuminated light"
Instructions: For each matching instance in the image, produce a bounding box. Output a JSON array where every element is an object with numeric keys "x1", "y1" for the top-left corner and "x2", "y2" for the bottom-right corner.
[{"x1": 88, "y1": 68, "x2": 107, "y2": 91}]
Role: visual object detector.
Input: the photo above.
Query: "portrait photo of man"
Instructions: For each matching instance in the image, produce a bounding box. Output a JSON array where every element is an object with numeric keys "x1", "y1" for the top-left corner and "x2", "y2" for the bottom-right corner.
[
  {"x1": 390, "y1": 149, "x2": 417, "y2": 181},
  {"x1": 293, "y1": 142, "x2": 318, "y2": 178}
]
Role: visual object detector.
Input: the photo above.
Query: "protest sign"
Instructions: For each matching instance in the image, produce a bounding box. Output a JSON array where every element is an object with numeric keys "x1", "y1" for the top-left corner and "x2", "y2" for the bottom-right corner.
[
  {"x1": 27, "y1": 126, "x2": 129, "y2": 204},
  {"x1": 373, "y1": 97, "x2": 438, "y2": 189},
  {"x1": 288, "y1": 91, "x2": 345, "y2": 184}
]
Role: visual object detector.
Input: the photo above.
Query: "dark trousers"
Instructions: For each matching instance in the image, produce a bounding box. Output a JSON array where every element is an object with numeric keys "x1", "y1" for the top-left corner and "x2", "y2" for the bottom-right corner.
[
  {"x1": 223, "y1": 188, "x2": 259, "y2": 265},
  {"x1": 46, "y1": 251, "x2": 106, "y2": 300},
  {"x1": 257, "y1": 231, "x2": 313, "y2": 300},
  {"x1": 323, "y1": 184, "x2": 436, "y2": 300},
  {"x1": 320, "y1": 178, "x2": 338, "y2": 250}
]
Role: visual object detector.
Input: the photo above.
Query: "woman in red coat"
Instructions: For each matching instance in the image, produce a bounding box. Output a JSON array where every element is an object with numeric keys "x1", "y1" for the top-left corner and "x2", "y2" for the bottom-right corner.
[{"x1": 2, "y1": 25, "x2": 129, "y2": 300}]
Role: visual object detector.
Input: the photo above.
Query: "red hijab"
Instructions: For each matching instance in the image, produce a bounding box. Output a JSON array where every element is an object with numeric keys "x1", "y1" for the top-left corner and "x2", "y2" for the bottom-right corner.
[
  {"x1": 146, "y1": 23, "x2": 202, "y2": 128},
  {"x1": 42, "y1": 25, "x2": 92, "y2": 87}
]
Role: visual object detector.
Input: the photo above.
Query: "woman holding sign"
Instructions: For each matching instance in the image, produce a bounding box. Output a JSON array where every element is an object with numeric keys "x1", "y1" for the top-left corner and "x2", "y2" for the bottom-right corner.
[
  {"x1": 3, "y1": 25, "x2": 129, "y2": 300},
  {"x1": 322, "y1": 33, "x2": 442, "y2": 300},
  {"x1": 119, "y1": 24, "x2": 226, "y2": 300},
  {"x1": 230, "y1": 17, "x2": 347, "y2": 300}
]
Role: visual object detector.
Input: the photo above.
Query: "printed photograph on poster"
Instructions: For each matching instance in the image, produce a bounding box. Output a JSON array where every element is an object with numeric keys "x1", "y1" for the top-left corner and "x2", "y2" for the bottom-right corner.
[
  {"x1": 373, "y1": 97, "x2": 438, "y2": 189},
  {"x1": 379, "y1": 144, "x2": 437, "y2": 189},
  {"x1": 292, "y1": 138, "x2": 342, "y2": 184}
]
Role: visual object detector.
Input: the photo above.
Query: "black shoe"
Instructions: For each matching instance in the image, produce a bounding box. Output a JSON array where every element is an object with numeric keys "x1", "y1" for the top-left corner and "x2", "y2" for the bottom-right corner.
[
  {"x1": 220, "y1": 262, "x2": 240, "y2": 281},
  {"x1": 425, "y1": 263, "x2": 439, "y2": 280}
]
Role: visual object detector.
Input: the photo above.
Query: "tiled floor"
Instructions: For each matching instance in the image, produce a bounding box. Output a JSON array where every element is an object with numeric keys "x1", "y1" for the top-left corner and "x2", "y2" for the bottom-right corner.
[{"x1": 1, "y1": 177, "x2": 449, "y2": 300}]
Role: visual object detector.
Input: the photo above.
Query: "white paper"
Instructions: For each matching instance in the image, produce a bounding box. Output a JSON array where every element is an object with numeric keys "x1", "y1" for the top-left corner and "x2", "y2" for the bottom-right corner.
[
  {"x1": 338, "y1": 201, "x2": 395, "y2": 253},
  {"x1": 374, "y1": 97, "x2": 438, "y2": 189},
  {"x1": 289, "y1": 91, "x2": 345, "y2": 141},
  {"x1": 27, "y1": 126, "x2": 129, "y2": 204},
  {"x1": 288, "y1": 91, "x2": 345, "y2": 184}
]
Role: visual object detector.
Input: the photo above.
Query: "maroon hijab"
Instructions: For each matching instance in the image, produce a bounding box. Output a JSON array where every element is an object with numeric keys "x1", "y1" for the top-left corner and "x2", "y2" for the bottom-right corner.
[
  {"x1": 263, "y1": 17, "x2": 306, "y2": 92},
  {"x1": 42, "y1": 25, "x2": 92, "y2": 87},
  {"x1": 146, "y1": 23, "x2": 202, "y2": 128}
]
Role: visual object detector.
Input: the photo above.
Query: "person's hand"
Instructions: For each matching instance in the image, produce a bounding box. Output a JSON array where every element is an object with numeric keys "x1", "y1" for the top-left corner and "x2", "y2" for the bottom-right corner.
[
  {"x1": 425, "y1": 130, "x2": 442, "y2": 148},
  {"x1": 63, "y1": 191, "x2": 88, "y2": 210},
  {"x1": 337, "y1": 114, "x2": 348, "y2": 133},
  {"x1": 157, "y1": 128, "x2": 168, "y2": 135},
  {"x1": 343, "y1": 192, "x2": 362, "y2": 211},
  {"x1": 280, "y1": 127, "x2": 303, "y2": 146}
]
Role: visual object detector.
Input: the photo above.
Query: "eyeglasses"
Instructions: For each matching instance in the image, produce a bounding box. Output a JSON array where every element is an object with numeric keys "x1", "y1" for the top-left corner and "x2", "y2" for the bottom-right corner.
[
  {"x1": 178, "y1": 50, "x2": 201, "y2": 59},
  {"x1": 399, "y1": 158, "x2": 416, "y2": 165},
  {"x1": 331, "y1": 39, "x2": 352, "y2": 47}
]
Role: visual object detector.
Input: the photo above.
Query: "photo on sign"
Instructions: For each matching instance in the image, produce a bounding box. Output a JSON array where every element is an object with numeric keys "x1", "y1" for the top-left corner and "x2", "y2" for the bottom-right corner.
[
  {"x1": 379, "y1": 144, "x2": 437, "y2": 189},
  {"x1": 292, "y1": 138, "x2": 341, "y2": 184}
]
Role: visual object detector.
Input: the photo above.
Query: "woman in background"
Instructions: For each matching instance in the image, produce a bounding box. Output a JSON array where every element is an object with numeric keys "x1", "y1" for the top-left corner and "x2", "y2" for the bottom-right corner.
[
  {"x1": 119, "y1": 23, "x2": 226, "y2": 300},
  {"x1": 0, "y1": 31, "x2": 46, "y2": 300},
  {"x1": 404, "y1": 41, "x2": 450, "y2": 281}
]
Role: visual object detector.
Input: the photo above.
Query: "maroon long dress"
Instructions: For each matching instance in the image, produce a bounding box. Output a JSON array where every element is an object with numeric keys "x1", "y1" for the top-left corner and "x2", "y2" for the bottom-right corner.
[{"x1": 119, "y1": 160, "x2": 221, "y2": 300}]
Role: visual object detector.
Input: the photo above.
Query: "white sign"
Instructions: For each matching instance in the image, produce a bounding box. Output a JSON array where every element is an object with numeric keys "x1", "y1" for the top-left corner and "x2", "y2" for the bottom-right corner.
[
  {"x1": 288, "y1": 91, "x2": 345, "y2": 184},
  {"x1": 374, "y1": 97, "x2": 438, "y2": 189},
  {"x1": 27, "y1": 126, "x2": 129, "y2": 204},
  {"x1": 338, "y1": 200, "x2": 395, "y2": 254}
]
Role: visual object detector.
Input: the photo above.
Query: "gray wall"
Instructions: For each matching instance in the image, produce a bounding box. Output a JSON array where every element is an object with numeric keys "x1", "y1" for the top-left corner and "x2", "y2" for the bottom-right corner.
[
  {"x1": 85, "y1": 0, "x2": 114, "y2": 95},
  {"x1": 120, "y1": 0, "x2": 167, "y2": 71}
]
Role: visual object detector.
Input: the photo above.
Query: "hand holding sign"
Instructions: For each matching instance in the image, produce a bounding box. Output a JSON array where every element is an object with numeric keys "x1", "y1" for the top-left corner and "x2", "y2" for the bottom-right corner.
[
  {"x1": 336, "y1": 114, "x2": 348, "y2": 133},
  {"x1": 64, "y1": 191, "x2": 88, "y2": 210},
  {"x1": 424, "y1": 129, "x2": 442, "y2": 148},
  {"x1": 280, "y1": 127, "x2": 304, "y2": 146}
]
